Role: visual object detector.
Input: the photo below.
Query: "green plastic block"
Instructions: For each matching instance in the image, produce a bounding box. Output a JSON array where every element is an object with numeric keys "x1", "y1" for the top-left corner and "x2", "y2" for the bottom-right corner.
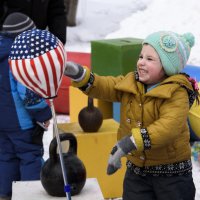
[{"x1": 91, "y1": 38, "x2": 143, "y2": 76}]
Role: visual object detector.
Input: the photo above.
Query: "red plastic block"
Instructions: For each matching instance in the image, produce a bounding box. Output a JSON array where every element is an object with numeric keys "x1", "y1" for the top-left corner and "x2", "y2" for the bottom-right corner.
[{"x1": 53, "y1": 52, "x2": 91, "y2": 114}]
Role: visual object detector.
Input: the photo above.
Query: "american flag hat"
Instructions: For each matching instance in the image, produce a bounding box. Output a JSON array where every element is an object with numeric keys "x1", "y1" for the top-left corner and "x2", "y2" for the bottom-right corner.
[{"x1": 9, "y1": 29, "x2": 66, "y2": 98}]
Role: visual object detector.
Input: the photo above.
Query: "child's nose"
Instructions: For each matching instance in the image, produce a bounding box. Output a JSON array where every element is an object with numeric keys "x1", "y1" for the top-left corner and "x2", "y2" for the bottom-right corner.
[{"x1": 138, "y1": 58, "x2": 145, "y2": 65}]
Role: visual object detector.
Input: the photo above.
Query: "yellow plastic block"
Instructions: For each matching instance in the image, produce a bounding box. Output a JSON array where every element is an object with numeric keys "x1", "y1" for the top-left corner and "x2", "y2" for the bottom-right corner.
[
  {"x1": 58, "y1": 119, "x2": 126, "y2": 199},
  {"x1": 69, "y1": 86, "x2": 113, "y2": 122}
]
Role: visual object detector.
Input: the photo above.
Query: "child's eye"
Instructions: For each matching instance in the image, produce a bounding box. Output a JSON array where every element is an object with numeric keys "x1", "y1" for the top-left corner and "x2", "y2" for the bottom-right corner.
[
  {"x1": 139, "y1": 55, "x2": 143, "y2": 59},
  {"x1": 147, "y1": 57, "x2": 153, "y2": 61}
]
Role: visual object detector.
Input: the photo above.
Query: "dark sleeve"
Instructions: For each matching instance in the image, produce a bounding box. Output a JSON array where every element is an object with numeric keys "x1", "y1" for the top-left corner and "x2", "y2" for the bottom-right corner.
[
  {"x1": 47, "y1": 0, "x2": 67, "y2": 44},
  {"x1": 17, "y1": 83, "x2": 52, "y2": 122}
]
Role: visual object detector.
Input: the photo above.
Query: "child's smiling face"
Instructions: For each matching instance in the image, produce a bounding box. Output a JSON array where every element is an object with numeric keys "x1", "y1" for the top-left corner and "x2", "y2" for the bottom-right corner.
[{"x1": 137, "y1": 44, "x2": 167, "y2": 86}]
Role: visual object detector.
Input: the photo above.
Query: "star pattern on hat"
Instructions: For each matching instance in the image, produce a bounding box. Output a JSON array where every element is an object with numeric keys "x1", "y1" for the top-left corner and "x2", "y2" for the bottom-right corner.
[{"x1": 9, "y1": 29, "x2": 59, "y2": 60}]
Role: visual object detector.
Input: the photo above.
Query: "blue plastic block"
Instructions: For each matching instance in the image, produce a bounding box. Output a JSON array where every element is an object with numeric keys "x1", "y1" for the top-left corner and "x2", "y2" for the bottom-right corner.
[{"x1": 113, "y1": 102, "x2": 120, "y2": 122}]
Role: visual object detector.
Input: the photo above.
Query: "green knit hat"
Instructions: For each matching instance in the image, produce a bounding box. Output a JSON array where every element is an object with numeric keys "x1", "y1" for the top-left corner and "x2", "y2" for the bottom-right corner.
[{"x1": 143, "y1": 31, "x2": 195, "y2": 76}]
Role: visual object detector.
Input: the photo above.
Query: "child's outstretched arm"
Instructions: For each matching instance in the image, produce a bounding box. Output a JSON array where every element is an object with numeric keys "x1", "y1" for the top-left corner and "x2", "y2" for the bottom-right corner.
[
  {"x1": 17, "y1": 81, "x2": 52, "y2": 123},
  {"x1": 64, "y1": 61, "x2": 125, "y2": 102}
]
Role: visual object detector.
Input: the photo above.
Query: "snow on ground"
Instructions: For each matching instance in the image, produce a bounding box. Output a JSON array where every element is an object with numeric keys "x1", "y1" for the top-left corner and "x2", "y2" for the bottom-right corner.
[{"x1": 66, "y1": 0, "x2": 200, "y2": 66}]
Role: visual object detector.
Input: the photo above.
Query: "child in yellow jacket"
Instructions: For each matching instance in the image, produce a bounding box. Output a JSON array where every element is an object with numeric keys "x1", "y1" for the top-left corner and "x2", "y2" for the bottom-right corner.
[{"x1": 66, "y1": 31, "x2": 199, "y2": 199}]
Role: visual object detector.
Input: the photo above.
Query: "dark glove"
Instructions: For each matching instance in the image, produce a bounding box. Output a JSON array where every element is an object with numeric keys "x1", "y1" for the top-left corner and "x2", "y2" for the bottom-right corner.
[
  {"x1": 64, "y1": 61, "x2": 86, "y2": 81},
  {"x1": 32, "y1": 123, "x2": 45, "y2": 145},
  {"x1": 107, "y1": 136, "x2": 136, "y2": 175}
]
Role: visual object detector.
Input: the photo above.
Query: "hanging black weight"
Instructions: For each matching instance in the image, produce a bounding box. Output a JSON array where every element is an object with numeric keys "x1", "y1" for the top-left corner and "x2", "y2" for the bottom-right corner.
[
  {"x1": 40, "y1": 132, "x2": 87, "y2": 196},
  {"x1": 78, "y1": 97, "x2": 103, "y2": 132}
]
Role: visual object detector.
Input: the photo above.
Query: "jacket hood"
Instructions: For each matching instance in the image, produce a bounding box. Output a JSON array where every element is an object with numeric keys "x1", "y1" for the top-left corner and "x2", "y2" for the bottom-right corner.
[
  {"x1": 147, "y1": 74, "x2": 193, "y2": 97},
  {"x1": 115, "y1": 72, "x2": 193, "y2": 99},
  {"x1": 114, "y1": 72, "x2": 139, "y2": 94}
]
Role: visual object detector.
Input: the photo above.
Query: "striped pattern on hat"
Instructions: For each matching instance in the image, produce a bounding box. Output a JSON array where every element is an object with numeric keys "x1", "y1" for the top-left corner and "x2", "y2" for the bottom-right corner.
[{"x1": 2, "y1": 12, "x2": 36, "y2": 36}]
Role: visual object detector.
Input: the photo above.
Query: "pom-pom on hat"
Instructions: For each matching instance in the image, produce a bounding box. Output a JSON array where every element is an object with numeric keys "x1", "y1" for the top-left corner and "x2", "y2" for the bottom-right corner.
[
  {"x1": 9, "y1": 29, "x2": 66, "y2": 98},
  {"x1": 2, "y1": 12, "x2": 36, "y2": 36},
  {"x1": 143, "y1": 31, "x2": 195, "y2": 76}
]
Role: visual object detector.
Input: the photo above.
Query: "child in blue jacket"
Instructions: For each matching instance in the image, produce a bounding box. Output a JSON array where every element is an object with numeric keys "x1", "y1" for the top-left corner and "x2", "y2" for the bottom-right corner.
[{"x1": 0, "y1": 13, "x2": 52, "y2": 200}]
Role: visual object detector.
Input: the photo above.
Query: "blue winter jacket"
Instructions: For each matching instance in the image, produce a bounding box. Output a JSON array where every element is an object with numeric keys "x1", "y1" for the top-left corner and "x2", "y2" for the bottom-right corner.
[{"x1": 0, "y1": 33, "x2": 52, "y2": 131}]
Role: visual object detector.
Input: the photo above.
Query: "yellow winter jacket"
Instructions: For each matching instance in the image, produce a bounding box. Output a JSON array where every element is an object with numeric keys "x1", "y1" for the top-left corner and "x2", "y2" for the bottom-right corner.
[{"x1": 83, "y1": 72, "x2": 194, "y2": 167}]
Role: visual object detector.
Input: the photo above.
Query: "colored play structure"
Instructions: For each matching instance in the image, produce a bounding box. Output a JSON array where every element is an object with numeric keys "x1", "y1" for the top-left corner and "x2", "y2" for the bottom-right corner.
[
  {"x1": 183, "y1": 65, "x2": 200, "y2": 138},
  {"x1": 56, "y1": 38, "x2": 200, "y2": 198},
  {"x1": 53, "y1": 51, "x2": 91, "y2": 114},
  {"x1": 189, "y1": 94, "x2": 200, "y2": 138}
]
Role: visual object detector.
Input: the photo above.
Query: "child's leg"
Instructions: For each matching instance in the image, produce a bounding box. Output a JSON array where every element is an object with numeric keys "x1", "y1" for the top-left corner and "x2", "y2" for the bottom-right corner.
[
  {"x1": 153, "y1": 173, "x2": 196, "y2": 200},
  {"x1": 123, "y1": 169, "x2": 156, "y2": 200},
  {"x1": 0, "y1": 132, "x2": 20, "y2": 197},
  {"x1": 8, "y1": 128, "x2": 44, "y2": 180}
]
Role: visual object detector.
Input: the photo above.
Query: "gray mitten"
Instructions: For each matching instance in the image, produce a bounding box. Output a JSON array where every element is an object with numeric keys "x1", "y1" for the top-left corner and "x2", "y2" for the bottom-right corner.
[
  {"x1": 64, "y1": 61, "x2": 86, "y2": 81},
  {"x1": 107, "y1": 136, "x2": 136, "y2": 175}
]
